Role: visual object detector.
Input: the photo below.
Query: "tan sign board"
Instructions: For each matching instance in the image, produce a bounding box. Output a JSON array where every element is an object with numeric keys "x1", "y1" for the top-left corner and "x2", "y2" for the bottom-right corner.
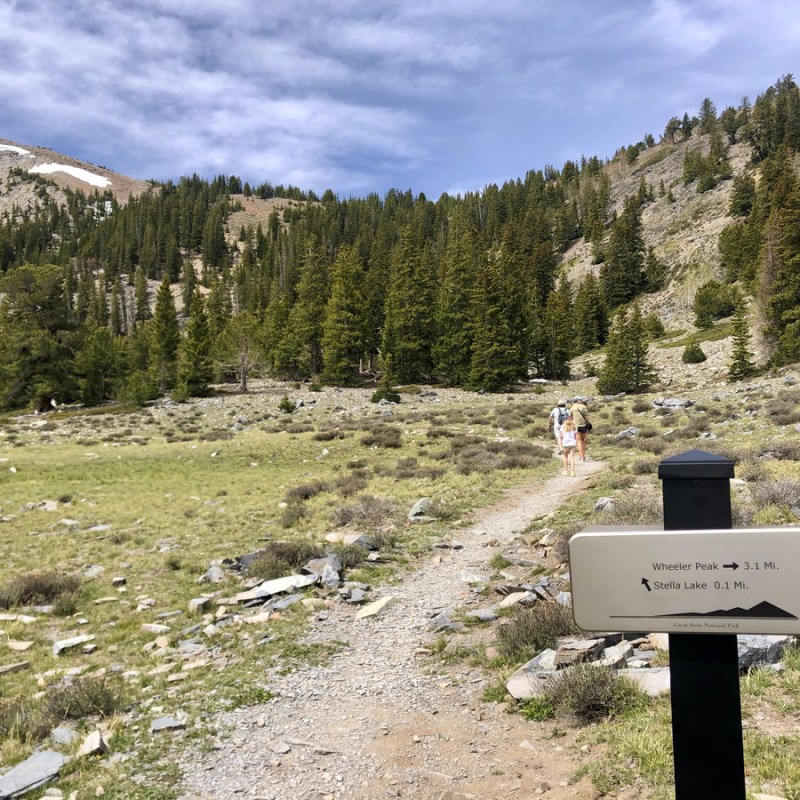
[{"x1": 568, "y1": 526, "x2": 800, "y2": 635}]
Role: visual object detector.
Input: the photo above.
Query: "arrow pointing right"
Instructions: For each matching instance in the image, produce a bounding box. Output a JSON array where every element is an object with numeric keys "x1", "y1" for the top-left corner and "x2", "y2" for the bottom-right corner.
[
  {"x1": 641, "y1": 577, "x2": 651, "y2": 592},
  {"x1": 723, "y1": 562, "x2": 739, "y2": 570}
]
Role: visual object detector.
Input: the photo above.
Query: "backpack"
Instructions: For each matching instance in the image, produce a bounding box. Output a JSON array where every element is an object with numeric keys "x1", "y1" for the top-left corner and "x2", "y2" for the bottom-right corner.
[{"x1": 548, "y1": 407, "x2": 567, "y2": 433}]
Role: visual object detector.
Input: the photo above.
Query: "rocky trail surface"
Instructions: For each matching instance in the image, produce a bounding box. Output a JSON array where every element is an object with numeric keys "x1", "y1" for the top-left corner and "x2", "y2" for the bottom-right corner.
[{"x1": 179, "y1": 461, "x2": 606, "y2": 800}]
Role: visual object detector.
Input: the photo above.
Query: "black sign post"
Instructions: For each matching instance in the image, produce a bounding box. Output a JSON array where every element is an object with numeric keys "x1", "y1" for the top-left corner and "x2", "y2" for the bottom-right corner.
[{"x1": 658, "y1": 449, "x2": 745, "y2": 799}]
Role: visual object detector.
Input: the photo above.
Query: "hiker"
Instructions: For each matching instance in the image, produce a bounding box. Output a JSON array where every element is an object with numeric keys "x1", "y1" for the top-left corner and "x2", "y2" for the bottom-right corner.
[
  {"x1": 570, "y1": 399, "x2": 592, "y2": 462},
  {"x1": 559, "y1": 412, "x2": 578, "y2": 476},
  {"x1": 548, "y1": 400, "x2": 569, "y2": 454}
]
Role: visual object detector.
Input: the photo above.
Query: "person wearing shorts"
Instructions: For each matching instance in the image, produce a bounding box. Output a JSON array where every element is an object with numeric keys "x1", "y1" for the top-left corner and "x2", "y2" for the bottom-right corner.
[{"x1": 570, "y1": 400, "x2": 591, "y2": 462}]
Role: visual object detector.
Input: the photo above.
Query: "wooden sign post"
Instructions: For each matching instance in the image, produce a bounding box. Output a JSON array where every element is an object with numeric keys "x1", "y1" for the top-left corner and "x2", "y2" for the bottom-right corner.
[
  {"x1": 567, "y1": 449, "x2": 791, "y2": 798},
  {"x1": 658, "y1": 449, "x2": 744, "y2": 799}
]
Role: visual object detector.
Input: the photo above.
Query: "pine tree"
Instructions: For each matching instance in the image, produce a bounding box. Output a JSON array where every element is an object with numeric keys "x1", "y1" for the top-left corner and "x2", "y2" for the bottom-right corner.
[
  {"x1": 600, "y1": 196, "x2": 646, "y2": 308},
  {"x1": 433, "y1": 212, "x2": 477, "y2": 385},
  {"x1": 134, "y1": 264, "x2": 151, "y2": 323},
  {"x1": 150, "y1": 275, "x2": 180, "y2": 392},
  {"x1": 467, "y1": 251, "x2": 521, "y2": 391},
  {"x1": 285, "y1": 242, "x2": 329, "y2": 376},
  {"x1": 572, "y1": 273, "x2": 607, "y2": 354},
  {"x1": 321, "y1": 244, "x2": 367, "y2": 385},
  {"x1": 728, "y1": 304, "x2": 757, "y2": 381},
  {"x1": 176, "y1": 291, "x2": 212, "y2": 398},
  {"x1": 0, "y1": 264, "x2": 77, "y2": 410},
  {"x1": 597, "y1": 304, "x2": 657, "y2": 394},
  {"x1": 75, "y1": 326, "x2": 121, "y2": 406},
  {"x1": 381, "y1": 229, "x2": 435, "y2": 383}
]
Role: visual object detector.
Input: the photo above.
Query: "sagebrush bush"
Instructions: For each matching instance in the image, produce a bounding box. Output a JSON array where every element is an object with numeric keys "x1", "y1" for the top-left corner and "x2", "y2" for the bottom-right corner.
[
  {"x1": 545, "y1": 664, "x2": 646, "y2": 724},
  {"x1": 286, "y1": 480, "x2": 330, "y2": 501},
  {"x1": 244, "y1": 541, "x2": 325, "y2": 580},
  {"x1": 0, "y1": 571, "x2": 81, "y2": 610},
  {"x1": 749, "y1": 480, "x2": 800, "y2": 510},
  {"x1": 601, "y1": 485, "x2": 663, "y2": 526},
  {"x1": 360, "y1": 426, "x2": 403, "y2": 448},
  {"x1": 496, "y1": 602, "x2": 579, "y2": 663},
  {"x1": 332, "y1": 495, "x2": 395, "y2": 528},
  {"x1": 334, "y1": 474, "x2": 369, "y2": 497}
]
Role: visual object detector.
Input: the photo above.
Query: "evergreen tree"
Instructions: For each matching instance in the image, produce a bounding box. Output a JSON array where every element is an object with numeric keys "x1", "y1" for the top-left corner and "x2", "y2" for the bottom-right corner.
[
  {"x1": 150, "y1": 275, "x2": 180, "y2": 392},
  {"x1": 0, "y1": 264, "x2": 77, "y2": 410},
  {"x1": 600, "y1": 196, "x2": 646, "y2": 308},
  {"x1": 467, "y1": 251, "x2": 522, "y2": 391},
  {"x1": 284, "y1": 242, "x2": 330, "y2": 376},
  {"x1": 381, "y1": 230, "x2": 435, "y2": 383},
  {"x1": 572, "y1": 273, "x2": 607, "y2": 353},
  {"x1": 596, "y1": 304, "x2": 657, "y2": 394},
  {"x1": 176, "y1": 291, "x2": 212, "y2": 398},
  {"x1": 644, "y1": 247, "x2": 667, "y2": 292},
  {"x1": 75, "y1": 326, "x2": 121, "y2": 406},
  {"x1": 728, "y1": 304, "x2": 757, "y2": 381},
  {"x1": 133, "y1": 263, "x2": 151, "y2": 323},
  {"x1": 433, "y1": 212, "x2": 477, "y2": 385},
  {"x1": 321, "y1": 244, "x2": 367, "y2": 385},
  {"x1": 181, "y1": 258, "x2": 197, "y2": 316}
]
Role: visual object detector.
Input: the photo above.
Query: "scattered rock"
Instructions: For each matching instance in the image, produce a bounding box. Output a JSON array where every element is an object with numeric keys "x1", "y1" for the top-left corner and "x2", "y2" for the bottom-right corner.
[
  {"x1": 53, "y1": 636, "x2": 95, "y2": 656},
  {"x1": 355, "y1": 596, "x2": 395, "y2": 620},
  {"x1": 77, "y1": 730, "x2": 109, "y2": 759},
  {"x1": 150, "y1": 717, "x2": 186, "y2": 734},
  {"x1": 0, "y1": 751, "x2": 66, "y2": 797}
]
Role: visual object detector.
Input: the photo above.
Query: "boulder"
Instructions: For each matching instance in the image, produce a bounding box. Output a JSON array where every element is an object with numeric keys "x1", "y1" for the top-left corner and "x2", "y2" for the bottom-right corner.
[{"x1": 737, "y1": 634, "x2": 794, "y2": 670}]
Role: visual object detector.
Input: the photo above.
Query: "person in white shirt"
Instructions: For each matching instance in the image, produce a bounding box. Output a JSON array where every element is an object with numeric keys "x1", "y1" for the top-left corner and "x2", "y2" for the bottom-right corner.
[
  {"x1": 548, "y1": 400, "x2": 568, "y2": 454},
  {"x1": 559, "y1": 413, "x2": 578, "y2": 476}
]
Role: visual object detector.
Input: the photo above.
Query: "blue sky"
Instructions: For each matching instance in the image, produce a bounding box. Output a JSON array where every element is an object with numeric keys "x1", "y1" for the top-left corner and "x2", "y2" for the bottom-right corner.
[{"x1": 1, "y1": 0, "x2": 799, "y2": 198}]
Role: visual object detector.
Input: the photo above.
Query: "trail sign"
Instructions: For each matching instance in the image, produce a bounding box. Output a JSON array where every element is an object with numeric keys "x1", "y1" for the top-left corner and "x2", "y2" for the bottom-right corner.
[{"x1": 569, "y1": 526, "x2": 800, "y2": 636}]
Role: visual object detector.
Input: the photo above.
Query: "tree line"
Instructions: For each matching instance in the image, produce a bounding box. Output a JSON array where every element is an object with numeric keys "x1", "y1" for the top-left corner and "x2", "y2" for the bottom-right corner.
[{"x1": 1, "y1": 75, "x2": 799, "y2": 410}]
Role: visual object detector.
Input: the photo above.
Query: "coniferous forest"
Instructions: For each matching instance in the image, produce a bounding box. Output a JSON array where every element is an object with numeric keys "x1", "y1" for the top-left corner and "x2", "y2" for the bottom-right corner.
[{"x1": 2, "y1": 75, "x2": 800, "y2": 411}]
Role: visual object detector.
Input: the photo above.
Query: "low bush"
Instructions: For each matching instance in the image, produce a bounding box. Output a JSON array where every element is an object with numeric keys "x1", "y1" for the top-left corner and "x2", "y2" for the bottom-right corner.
[
  {"x1": 244, "y1": 541, "x2": 325, "y2": 580},
  {"x1": 360, "y1": 426, "x2": 403, "y2": 448},
  {"x1": 749, "y1": 480, "x2": 800, "y2": 510},
  {"x1": 682, "y1": 342, "x2": 707, "y2": 364},
  {"x1": 286, "y1": 481, "x2": 330, "y2": 501},
  {"x1": 332, "y1": 495, "x2": 396, "y2": 529},
  {"x1": 496, "y1": 602, "x2": 579, "y2": 663},
  {"x1": 545, "y1": 664, "x2": 646, "y2": 723},
  {"x1": 0, "y1": 571, "x2": 81, "y2": 610}
]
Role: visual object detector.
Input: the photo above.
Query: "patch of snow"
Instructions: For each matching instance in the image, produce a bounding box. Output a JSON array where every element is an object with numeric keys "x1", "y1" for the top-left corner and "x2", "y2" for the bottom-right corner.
[
  {"x1": 28, "y1": 162, "x2": 112, "y2": 188},
  {"x1": 0, "y1": 144, "x2": 32, "y2": 156}
]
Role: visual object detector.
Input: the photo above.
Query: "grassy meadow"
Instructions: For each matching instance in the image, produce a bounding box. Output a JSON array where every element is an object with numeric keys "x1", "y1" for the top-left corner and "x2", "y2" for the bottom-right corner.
[{"x1": 2, "y1": 373, "x2": 800, "y2": 798}]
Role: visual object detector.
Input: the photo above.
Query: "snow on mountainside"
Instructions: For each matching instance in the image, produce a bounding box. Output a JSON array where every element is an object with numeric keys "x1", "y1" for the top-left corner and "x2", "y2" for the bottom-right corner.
[{"x1": 0, "y1": 137, "x2": 150, "y2": 215}]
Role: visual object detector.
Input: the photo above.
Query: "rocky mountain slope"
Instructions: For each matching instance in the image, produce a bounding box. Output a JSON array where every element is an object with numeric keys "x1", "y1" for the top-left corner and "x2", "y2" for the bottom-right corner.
[{"x1": 0, "y1": 137, "x2": 150, "y2": 216}]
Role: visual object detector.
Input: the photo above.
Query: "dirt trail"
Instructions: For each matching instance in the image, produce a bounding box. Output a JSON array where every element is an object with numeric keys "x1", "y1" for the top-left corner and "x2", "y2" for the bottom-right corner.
[{"x1": 179, "y1": 462, "x2": 606, "y2": 800}]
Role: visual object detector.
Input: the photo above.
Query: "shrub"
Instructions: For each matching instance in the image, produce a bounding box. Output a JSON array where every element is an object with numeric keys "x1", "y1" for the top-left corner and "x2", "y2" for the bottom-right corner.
[
  {"x1": 286, "y1": 481, "x2": 330, "y2": 501},
  {"x1": 545, "y1": 664, "x2": 646, "y2": 724},
  {"x1": 496, "y1": 602, "x2": 579, "y2": 663},
  {"x1": 278, "y1": 395, "x2": 296, "y2": 414},
  {"x1": 244, "y1": 541, "x2": 325, "y2": 580},
  {"x1": 692, "y1": 280, "x2": 738, "y2": 328},
  {"x1": 45, "y1": 674, "x2": 125, "y2": 721},
  {"x1": 334, "y1": 474, "x2": 369, "y2": 497},
  {"x1": 0, "y1": 571, "x2": 81, "y2": 610},
  {"x1": 749, "y1": 480, "x2": 800, "y2": 510},
  {"x1": 602, "y1": 485, "x2": 663, "y2": 526},
  {"x1": 279, "y1": 500, "x2": 308, "y2": 529},
  {"x1": 332, "y1": 495, "x2": 396, "y2": 529},
  {"x1": 682, "y1": 342, "x2": 707, "y2": 364},
  {"x1": 360, "y1": 426, "x2": 403, "y2": 448}
]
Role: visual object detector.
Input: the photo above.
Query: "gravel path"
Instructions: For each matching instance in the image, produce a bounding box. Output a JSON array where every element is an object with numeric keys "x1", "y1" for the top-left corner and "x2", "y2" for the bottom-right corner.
[{"x1": 179, "y1": 461, "x2": 606, "y2": 800}]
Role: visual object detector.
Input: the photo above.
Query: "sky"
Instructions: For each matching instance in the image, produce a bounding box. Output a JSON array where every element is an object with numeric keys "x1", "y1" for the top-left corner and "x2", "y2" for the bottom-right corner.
[{"x1": 1, "y1": 0, "x2": 799, "y2": 199}]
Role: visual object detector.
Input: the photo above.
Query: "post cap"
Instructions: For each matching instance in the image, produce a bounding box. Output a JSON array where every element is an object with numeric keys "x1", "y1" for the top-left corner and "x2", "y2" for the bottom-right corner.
[{"x1": 658, "y1": 448, "x2": 734, "y2": 480}]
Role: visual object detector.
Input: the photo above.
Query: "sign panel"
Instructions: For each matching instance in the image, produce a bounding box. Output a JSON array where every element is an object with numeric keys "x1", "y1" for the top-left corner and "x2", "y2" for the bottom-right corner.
[{"x1": 569, "y1": 527, "x2": 800, "y2": 635}]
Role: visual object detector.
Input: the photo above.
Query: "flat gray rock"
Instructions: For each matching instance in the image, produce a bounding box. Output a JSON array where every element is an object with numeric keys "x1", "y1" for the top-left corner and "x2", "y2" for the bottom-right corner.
[
  {"x1": 150, "y1": 717, "x2": 186, "y2": 733},
  {"x1": 0, "y1": 751, "x2": 66, "y2": 798},
  {"x1": 618, "y1": 667, "x2": 671, "y2": 696}
]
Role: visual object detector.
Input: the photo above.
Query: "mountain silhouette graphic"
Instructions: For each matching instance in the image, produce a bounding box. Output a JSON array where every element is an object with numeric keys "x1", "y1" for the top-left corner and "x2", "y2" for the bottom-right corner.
[{"x1": 657, "y1": 600, "x2": 797, "y2": 620}]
